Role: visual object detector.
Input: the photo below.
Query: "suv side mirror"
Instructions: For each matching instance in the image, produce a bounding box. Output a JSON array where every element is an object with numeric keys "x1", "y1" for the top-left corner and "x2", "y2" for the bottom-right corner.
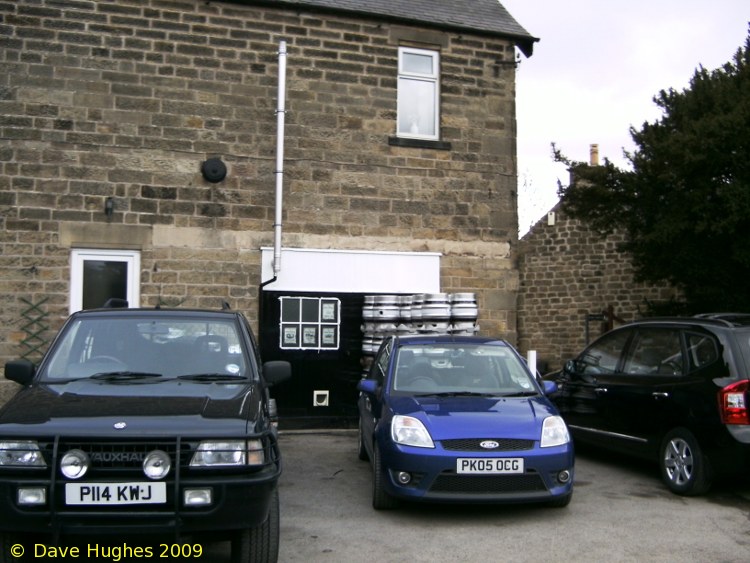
[
  {"x1": 5, "y1": 360, "x2": 35, "y2": 386},
  {"x1": 262, "y1": 361, "x2": 291, "y2": 387},
  {"x1": 563, "y1": 359, "x2": 577, "y2": 375}
]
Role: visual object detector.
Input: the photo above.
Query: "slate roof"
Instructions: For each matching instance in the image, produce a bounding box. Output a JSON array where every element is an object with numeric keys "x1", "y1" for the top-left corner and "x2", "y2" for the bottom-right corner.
[{"x1": 248, "y1": 0, "x2": 538, "y2": 56}]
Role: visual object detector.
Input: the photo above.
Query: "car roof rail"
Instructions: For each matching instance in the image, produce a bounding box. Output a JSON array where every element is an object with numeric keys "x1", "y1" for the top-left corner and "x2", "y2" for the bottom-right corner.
[
  {"x1": 102, "y1": 298, "x2": 129, "y2": 309},
  {"x1": 636, "y1": 313, "x2": 750, "y2": 327},
  {"x1": 693, "y1": 313, "x2": 750, "y2": 326}
]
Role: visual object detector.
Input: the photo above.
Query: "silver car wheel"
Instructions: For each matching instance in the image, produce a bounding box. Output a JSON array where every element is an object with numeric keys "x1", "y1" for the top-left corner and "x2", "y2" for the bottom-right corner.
[{"x1": 663, "y1": 436, "x2": 694, "y2": 486}]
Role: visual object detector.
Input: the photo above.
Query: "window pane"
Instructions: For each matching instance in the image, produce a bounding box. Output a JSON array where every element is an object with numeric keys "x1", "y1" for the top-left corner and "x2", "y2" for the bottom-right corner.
[
  {"x1": 578, "y1": 330, "x2": 631, "y2": 375},
  {"x1": 402, "y1": 52, "x2": 434, "y2": 75},
  {"x1": 398, "y1": 78, "x2": 436, "y2": 136},
  {"x1": 301, "y1": 299, "x2": 319, "y2": 322},
  {"x1": 687, "y1": 333, "x2": 719, "y2": 370},
  {"x1": 82, "y1": 260, "x2": 127, "y2": 310},
  {"x1": 623, "y1": 329, "x2": 683, "y2": 375},
  {"x1": 281, "y1": 298, "x2": 300, "y2": 322}
]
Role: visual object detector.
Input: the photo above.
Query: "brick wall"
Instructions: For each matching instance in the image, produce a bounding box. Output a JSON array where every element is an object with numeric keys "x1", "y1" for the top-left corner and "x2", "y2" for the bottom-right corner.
[
  {"x1": 1, "y1": 0, "x2": 521, "y2": 369},
  {"x1": 516, "y1": 206, "x2": 680, "y2": 372}
]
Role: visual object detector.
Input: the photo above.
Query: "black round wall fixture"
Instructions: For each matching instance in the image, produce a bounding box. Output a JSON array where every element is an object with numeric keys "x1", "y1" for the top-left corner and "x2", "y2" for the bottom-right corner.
[{"x1": 201, "y1": 157, "x2": 227, "y2": 183}]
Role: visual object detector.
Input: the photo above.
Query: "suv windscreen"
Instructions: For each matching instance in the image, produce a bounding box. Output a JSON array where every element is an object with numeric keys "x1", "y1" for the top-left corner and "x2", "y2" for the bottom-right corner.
[{"x1": 42, "y1": 316, "x2": 249, "y2": 380}]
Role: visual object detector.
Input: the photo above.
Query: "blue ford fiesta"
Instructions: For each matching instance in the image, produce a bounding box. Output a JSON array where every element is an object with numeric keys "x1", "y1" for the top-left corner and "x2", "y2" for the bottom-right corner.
[{"x1": 357, "y1": 335, "x2": 574, "y2": 509}]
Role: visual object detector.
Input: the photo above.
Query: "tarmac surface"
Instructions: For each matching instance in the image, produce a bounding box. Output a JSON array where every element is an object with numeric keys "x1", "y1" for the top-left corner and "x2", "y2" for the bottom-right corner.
[
  {"x1": 276, "y1": 430, "x2": 750, "y2": 563},
  {"x1": 12, "y1": 430, "x2": 750, "y2": 562}
]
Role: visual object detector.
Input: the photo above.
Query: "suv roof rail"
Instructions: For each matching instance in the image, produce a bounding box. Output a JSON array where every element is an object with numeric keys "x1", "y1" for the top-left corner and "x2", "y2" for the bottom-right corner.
[
  {"x1": 693, "y1": 313, "x2": 750, "y2": 326},
  {"x1": 630, "y1": 315, "x2": 749, "y2": 328},
  {"x1": 102, "y1": 298, "x2": 129, "y2": 309}
]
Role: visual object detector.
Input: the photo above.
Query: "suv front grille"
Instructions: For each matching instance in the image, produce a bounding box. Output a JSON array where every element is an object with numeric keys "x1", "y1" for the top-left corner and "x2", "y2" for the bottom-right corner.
[
  {"x1": 38, "y1": 437, "x2": 277, "y2": 476},
  {"x1": 58, "y1": 440, "x2": 184, "y2": 474}
]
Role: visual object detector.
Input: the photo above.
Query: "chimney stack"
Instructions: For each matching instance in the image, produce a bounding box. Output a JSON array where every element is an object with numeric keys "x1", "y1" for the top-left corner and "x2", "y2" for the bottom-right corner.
[{"x1": 590, "y1": 143, "x2": 599, "y2": 166}]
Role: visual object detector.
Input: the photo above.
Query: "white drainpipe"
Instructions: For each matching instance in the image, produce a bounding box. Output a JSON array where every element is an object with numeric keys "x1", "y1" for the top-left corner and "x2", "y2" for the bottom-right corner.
[{"x1": 273, "y1": 40, "x2": 287, "y2": 276}]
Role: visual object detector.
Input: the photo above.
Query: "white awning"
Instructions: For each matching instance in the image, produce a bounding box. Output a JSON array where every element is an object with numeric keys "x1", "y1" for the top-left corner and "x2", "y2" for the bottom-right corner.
[{"x1": 260, "y1": 247, "x2": 441, "y2": 293}]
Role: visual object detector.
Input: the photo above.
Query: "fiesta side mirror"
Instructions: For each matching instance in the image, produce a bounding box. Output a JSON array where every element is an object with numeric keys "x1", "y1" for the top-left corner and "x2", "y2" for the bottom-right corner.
[
  {"x1": 357, "y1": 379, "x2": 379, "y2": 395},
  {"x1": 5, "y1": 360, "x2": 35, "y2": 386},
  {"x1": 542, "y1": 380, "x2": 558, "y2": 395}
]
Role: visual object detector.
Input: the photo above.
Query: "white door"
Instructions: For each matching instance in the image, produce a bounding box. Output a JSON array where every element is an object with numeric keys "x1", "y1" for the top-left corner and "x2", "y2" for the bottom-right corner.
[{"x1": 70, "y1": 249, "x2": 140, "y2": 313}]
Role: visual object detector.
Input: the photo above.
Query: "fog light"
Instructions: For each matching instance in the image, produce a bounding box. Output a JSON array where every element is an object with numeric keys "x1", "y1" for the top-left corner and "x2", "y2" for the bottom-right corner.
[
  {"x1": 557, "y1": 469, "x2": 571, "y2": 484},
  {"x1": 143, "y1": 450, "x2": 171, "y2": 480},
  {"x1": 60, "y1": 449, "x2": 89, "y2": 479},
  {"x1": 184, "y1": 488, "x2": 213, "y2": 507},
  {"x1": 396, "y1": 471, "x2": 411, "y2": 485},
  {"x1": 18, "y1": 487, "x2": 47, "y2": 506}
]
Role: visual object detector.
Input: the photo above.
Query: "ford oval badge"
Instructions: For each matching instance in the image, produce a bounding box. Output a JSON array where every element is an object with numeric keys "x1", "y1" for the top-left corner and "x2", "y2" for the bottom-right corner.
[
  {"x1": 114, "y1": 421, "x2": 127, "y2": 430},
  {"x1": 480, "y1": 440, "x2": 499, "y2": 449}
]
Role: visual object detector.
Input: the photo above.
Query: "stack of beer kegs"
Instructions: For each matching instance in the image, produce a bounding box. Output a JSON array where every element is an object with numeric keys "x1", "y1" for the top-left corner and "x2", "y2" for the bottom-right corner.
[{"x1": 361, "y1": 292, "x2": 479, "y2": 358}]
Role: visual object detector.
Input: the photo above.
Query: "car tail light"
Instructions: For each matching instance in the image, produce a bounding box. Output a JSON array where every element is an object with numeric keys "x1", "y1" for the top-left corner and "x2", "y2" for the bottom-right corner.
[{"x1": 719, "y1": 380, "x2": 750, "y2": 425}]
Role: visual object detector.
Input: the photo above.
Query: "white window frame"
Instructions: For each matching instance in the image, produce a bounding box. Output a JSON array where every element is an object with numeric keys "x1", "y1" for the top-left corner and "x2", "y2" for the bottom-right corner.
[
  {"x1": 69, "y1": 249, "x2": 141, "y2": 314},
  {"x1": 279, "y1": 296, "x2": 341, "y2": 351},
  {"x1": 397, "y1": 46, "x2": 440, "y2": 141}
]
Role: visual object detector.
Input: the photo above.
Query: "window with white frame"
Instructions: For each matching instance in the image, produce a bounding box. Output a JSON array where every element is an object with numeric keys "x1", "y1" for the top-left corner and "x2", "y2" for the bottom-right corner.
[
  {"x1": 279, "y1": 296, "x2": 340, "y2": 350},
  {"x1": 70, "y1": 249, "x2": 141, "y2": 313},
  {"x1": 397, "y1": 46, "x2": 440, "y2": 140}
]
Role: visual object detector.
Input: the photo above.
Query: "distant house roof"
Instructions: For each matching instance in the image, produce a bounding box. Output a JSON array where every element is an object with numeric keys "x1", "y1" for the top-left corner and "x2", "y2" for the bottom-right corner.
[{"x1": 246, "y1": 0, "x2": 538, "y2": 56}]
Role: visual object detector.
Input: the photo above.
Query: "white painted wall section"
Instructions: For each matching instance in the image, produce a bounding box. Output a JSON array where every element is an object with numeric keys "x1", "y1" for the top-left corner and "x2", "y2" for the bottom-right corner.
[{"x1": 260, "y1": 247, "x2": 441, "y2": 293}]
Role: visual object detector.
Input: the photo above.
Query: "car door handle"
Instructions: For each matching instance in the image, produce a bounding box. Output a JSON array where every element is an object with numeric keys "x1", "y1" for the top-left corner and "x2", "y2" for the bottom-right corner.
[
  {"x1": 594, "y1": 387, "x2": 608, "y2": 394},
  {"x1": 652, "y1": 392, "x2": 669, "y2": 399}
]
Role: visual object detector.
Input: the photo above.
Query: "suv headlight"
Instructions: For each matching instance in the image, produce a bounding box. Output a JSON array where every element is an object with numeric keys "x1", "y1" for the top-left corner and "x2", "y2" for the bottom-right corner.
[
  {"x1": 391, "y1": 415, "x2": 434, "y2": 448},
  {"x1": 0, "y1": 441, "x2": 47, "y2": 467},
  {"x1": 189, "y1": 440, "x2": 265, "y2": 467},
  {"x1": 541, "y1": 416, "x2": 570, "y2": 447}
]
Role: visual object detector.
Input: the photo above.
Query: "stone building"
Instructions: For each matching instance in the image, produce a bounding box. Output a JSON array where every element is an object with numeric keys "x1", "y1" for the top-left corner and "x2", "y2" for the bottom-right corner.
[
  {"x1": 516, "y1": 147, "x2": 680, "y2": 373},
  {"x1": 0, "y1": 0, "x2": 536, "y2": 422}
]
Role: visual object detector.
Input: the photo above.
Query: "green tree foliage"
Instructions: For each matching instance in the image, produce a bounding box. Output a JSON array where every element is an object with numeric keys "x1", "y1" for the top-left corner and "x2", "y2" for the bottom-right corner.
[{"x1": 555, "y1": 29, "x2": 750, "y2": 313}]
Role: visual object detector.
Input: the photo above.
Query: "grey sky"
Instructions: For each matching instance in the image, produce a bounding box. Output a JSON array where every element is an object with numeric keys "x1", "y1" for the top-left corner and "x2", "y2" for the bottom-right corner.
[{"x1": 501, "y1": 0, "x2": 749, "y2": 234}]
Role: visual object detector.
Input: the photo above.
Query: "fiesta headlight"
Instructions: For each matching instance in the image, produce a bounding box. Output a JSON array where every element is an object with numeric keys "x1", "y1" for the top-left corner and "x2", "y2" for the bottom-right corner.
[
  {"x1": 541, "y1": 416, "x2": 570, "y2": 448},
  {"x1": 60, "y1": 449, "x2": 89, "y2": 479},
  {"x1": 189, "y1": 440, "x2": 265, "y2": 467},
  {"x1": 0, "y1": 441, "x2": 46, "y2": 468},
  {"x1": 143, "y1": 450, "x2": 171, "y2": 480},
  {"x1": 391, "y1": 415, "x2": 434, "y2": 448}
]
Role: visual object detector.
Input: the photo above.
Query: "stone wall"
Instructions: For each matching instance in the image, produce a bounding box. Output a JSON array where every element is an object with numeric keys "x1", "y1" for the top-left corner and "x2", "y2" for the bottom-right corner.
[
  {"x1": 1, "y1": 0, "x2": 522, "y2": 369},
  {"x1": 516, "y1": 205, "x2": 680, "y2": 372}
]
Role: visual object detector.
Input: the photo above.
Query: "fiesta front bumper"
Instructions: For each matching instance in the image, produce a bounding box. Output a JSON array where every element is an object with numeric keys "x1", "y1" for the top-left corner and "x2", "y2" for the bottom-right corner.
[{"x1": 377, "y1": 440, "x2": 574, "y2": 504}]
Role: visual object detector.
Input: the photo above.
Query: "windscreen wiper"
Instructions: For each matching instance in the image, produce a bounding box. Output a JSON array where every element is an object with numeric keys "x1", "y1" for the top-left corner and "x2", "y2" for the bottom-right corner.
[
  {"x1": 415, "y1": 391, "x2": 495, "y2": 397},
  {"x1": 176, "y1": 373, "x2": 248, "y2": 382},
  {"x1": 89, "y1": 372, "x2": 163, "y2": 381}
]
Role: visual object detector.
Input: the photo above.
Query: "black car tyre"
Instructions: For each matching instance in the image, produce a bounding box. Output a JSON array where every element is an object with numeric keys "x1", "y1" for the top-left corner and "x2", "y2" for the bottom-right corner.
[
  {"x1": 357, "y1": 419, "x2": 369, "y2": 461},
  {"x1": 659, "y1": 428, "x2": 712, "y2": 496},
  {"x1": 231, "y1": 486, "x2": 280, "y2": 563},
  {"x1": 372, "y1": 446, "x2": 398, "y2": 510}
]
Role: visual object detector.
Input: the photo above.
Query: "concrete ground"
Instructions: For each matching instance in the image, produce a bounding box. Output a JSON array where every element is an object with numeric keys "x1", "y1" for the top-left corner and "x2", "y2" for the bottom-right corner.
[{"x1": 277, "y1": 430, "x2": 750, "y2": 563}]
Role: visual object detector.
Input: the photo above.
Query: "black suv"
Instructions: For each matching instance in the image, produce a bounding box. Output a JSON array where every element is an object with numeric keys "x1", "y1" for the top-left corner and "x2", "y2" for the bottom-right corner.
[
  {"x1": 545, "y1": 314, "x2": 750, "y2": 495},
  {"x1": 0, "y1": 306, "x2": 290, "y2": 562}
]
